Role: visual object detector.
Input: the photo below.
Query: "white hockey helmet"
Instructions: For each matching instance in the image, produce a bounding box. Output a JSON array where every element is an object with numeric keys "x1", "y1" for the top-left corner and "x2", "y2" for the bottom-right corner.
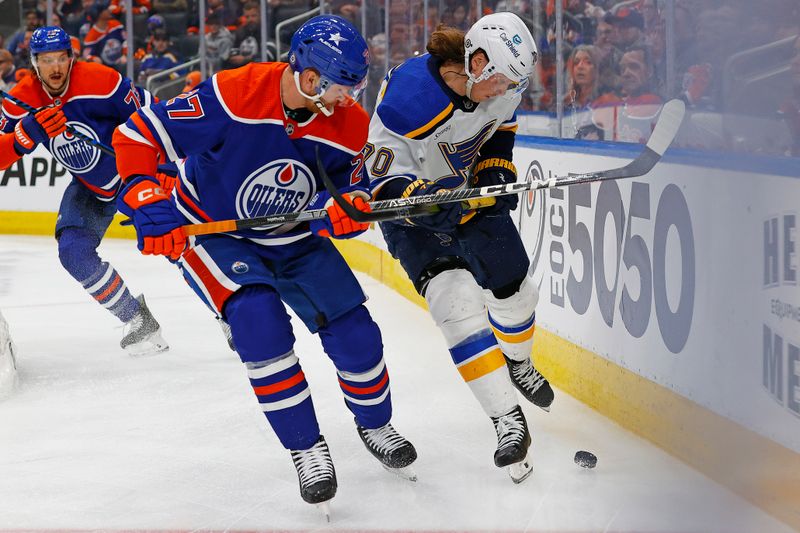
[{"x1": 464, "y1": 12, "x2": 538, "y2": 98}]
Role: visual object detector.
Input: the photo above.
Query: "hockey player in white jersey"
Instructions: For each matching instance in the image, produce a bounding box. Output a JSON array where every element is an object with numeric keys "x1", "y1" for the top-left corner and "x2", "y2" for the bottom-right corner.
[{"x1": 365, "y1": 12, "x2": 551, "y2": 483}]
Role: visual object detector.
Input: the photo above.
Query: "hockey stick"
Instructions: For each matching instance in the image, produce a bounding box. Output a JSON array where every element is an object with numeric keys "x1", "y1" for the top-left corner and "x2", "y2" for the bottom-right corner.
[
  {"x1": 181, "y1": 196, "x2": 494, "y2": 236},
  {"x1": 0, "y1": 89, "x2": 116, "y2": 156},
  {"x1": 320, "y1": 98, "x2": 686, "y2": 224},
  {"x1": 182, "y1": 99, "x2": 684, "y2": 236}
]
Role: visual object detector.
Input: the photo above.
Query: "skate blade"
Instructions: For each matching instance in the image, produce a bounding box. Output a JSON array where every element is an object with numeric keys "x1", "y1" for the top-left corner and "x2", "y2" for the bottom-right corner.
[
  {"x1": 315, "y1": 501, "x2": 332, "y2": 522},
  {"x1": 124, "y1": 331, "x2": 169, "y2": 357},
  {"x1": 383, "y1": 464, "x2": 418, "y2": 482},
  {"x1": 507, "y1": 454, "x2": 533, "y2": 484}
]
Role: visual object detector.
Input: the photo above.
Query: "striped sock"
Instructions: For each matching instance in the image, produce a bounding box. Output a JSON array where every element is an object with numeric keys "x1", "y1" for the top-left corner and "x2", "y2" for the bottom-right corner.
[
  {"x1": 337, "y1": 358, "x2": 392, "y2": 429},
  {"x1": 81, "y1": 262, "x2": 139, "y2": 323},
  {"x1": 449, "y1": 330, "x2": 517, "y2": 417},
  {"x1": 488, "y1": 311, "x2": 536, "y2": 362},
  {"x1": 246, "y1": 352, "x2": 319, "y2": 450}
]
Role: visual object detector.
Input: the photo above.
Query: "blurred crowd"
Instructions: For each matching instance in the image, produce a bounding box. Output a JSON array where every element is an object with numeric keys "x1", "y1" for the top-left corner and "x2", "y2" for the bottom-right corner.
[{"x1": 1, "y1": 0, "x2": 799, "y2": 154}]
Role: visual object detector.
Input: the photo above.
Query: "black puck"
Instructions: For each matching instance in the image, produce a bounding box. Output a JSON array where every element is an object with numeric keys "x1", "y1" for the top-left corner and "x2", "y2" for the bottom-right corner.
[{"x1": 574, "y1": 450, "x2": 597, "y2": 469}]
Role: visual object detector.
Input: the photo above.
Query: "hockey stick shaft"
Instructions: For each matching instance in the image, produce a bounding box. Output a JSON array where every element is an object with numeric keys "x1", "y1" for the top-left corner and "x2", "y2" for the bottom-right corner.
[
  {"x1": 0, "y1": 89, "x2": 116, "y2": 157},
  {"x1": 182, "y1": 99, "x2": 684, "y2": 236},
  {"x1": 181, "y1": 197, "x2": 494, "y2": 236}
]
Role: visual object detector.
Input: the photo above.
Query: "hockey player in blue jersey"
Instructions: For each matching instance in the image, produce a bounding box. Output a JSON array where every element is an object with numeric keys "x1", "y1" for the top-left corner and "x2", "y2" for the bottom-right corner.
[
  {"x1": 0, "y1": 26, "x2": 168, "y2": 356},
  {"x1": 364, "y1": 13, "x2": 552, "y2": 483},
  {"x1": 111, "y1": 15, "x2": 417, "y2": 515}
]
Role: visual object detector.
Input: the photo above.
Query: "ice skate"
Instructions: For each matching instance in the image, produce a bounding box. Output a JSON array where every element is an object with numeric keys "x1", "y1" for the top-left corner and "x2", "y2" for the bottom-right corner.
[
  {"x1": 492, "y1": 405, "x2": 533, "y2": 484},
  {"x1": 290, "y1": 435, "x2": 337, "y2": 518},
  {"x1": 120, "y1": 295, "x2": 168, "y2": 356},
  {"x1": 356, "y1": 420, "x2": 418, "y2": 481},
  {"x1": 505, "y1": 355, "x2": 554, "y2": 411},
  {"x1": 216, "y1": 316, "x2": 235, "y2": 351}
]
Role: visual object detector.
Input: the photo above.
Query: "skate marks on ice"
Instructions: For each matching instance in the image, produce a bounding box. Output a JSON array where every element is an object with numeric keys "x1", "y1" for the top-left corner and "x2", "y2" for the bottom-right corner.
[{"x1": 0, "y1": 236, "x2": 792, "y2": 532}]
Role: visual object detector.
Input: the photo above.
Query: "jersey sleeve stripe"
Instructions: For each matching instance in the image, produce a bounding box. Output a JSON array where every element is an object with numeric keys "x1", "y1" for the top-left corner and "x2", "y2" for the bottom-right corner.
[
  {"x1": 1, "y1": 103, "x2": 27, "y2": 120},
  {"x1": 129, "y1": 113, "x2": 163, "y2": 153},
  {"x1": 75, "y1": 176, "x2": 118, "y2": 199},
  {"x1": 497, "y1": 124, "x2": 519, "y2": 133},
  {"x1": 303, "y1": 134, "x2": 359, "y2": 156},
  {"x1": 404, "y1": 102, "x2": 454, "y2": 139},
  {"x1": 140, "y1": 106, "x2": 180, "y2": 161},
  {"x1": 117, "y1": 123, "x2": 154, "y2": 147},
  {"x1": 175, "y1": 178, "x2": 214, "y2": 222}
]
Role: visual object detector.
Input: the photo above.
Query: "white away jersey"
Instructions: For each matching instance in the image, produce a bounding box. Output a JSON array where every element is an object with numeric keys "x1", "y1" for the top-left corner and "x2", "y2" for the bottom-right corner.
[{"x1": 366, "y1": 53, "x2": 520, "y2": 195}]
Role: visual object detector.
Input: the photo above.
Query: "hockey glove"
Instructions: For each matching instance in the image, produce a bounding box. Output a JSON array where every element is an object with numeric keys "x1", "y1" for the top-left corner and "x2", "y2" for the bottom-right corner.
[
  {"x1": 118, "y1": 175, "x2": 187, "y2": 260},
  {"x1": 310, "y1": 191, "x2": 371, "y2": 239},
  {"x1": 401, "y1": 179, "x2": 463, "y2": 233},
  {"x1": 13, "y1": 106, "x2": 67, "y2": 154},
  {"x1": 472, "y1": 159, "x2": 518, "y2": 215}
]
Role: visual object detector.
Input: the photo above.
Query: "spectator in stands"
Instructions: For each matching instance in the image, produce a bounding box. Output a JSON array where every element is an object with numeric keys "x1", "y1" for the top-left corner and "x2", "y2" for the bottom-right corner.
[
  {"x1": 565, "y1": 44, "x2": 600, "y2": 111},
  {"x1": 0, "y1": 50, "x2": 17, "y2": 91},
  {"x1": 13, "y1": 31, "x2": 34, "y2": 71},
  {"x1": 227, "y1": 2, "x2": 275, "y2": 67},
  {"x1": 58, "y1": 0, "x2": 85, "y2": 19},
  {"x1": 109, "y1": 0, "x2": 151, "y2": 16},
  {"x1": 593, "y1": 45, "x2": 663, "y2": 143},
  {"x1": 83, "y1": 1, "x2": 128, "y2": 67},
  {"x1": 329, "y1": 0, "x2": 360, "y2": 26},
  {"x1": 446, "y1": 0, "x2": 471, "y2": 31},
  {"x1": 640, "y1": 0, "x2": 659, "y2": 31},
  {"x1": 593, "y1": 17, "x2": 620, "y2": 94},
  {"x1": 134, "y1": 14, "x2": 164, "y2": 61},
  {"x1": 204, "y1": 11, "x2": 233, "y2": 73},
  {"x1": 207, "y1": 0, "x2": 238, "y2": 28},
  {"x1": 182, "y1": 70, "x2": 200, "y2": 92},
  {"x1": 137, "y1": 30, "x2": 179, "y2": 85},
  {"x1": 5, "y1": 10, "x2": 42, "y2": 56},
  {"x1": 605, "y1": 7, "x2": 645, "y2": 50}
]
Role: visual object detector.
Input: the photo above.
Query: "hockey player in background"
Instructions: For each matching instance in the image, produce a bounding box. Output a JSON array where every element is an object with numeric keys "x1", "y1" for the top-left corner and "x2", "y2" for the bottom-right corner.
[
  {"x1": 0, "y1": 26, "x2": 168, "y2": 356},
  {"x1": 111, "y1": 15, "x2": 417, "y2": 515},
  {"x1": 364, "y1": 13, "x2": 550, "y2": 483}
]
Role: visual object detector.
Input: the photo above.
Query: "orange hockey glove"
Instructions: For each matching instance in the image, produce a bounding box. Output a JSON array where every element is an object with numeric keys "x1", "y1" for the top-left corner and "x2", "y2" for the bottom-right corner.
[
  {"x1": 310, "y1": 192, "x2": 371, "y2": 239},
  {"x1": 13, "y1": 106, "x2": 67, "y2": 154},
  {"x1": 118, "y1": 175, "x2": 187, "y2": 260}
]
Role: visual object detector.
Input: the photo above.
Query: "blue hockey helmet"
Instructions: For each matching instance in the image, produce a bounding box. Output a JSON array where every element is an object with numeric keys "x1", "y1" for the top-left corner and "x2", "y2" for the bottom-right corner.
[
  {"x1": 30, "y1": 26, "x2": 72, "y2": 56},
  {"x1": 288, "y1": 15, "x2": 369, "y2": 105}
]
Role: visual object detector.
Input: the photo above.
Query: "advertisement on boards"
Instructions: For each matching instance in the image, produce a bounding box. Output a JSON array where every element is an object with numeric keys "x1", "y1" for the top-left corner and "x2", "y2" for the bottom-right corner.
[
  {"x1": 513, "y1": 145, "x2": 800, "y2": 453},
  {"x1": 0, "y1": 146, "x2": 71, "y2": 212}
]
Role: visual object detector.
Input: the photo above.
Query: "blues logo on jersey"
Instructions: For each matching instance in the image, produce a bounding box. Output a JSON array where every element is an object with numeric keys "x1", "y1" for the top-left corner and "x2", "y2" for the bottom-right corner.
[
  {"x1": 49, "y1": 121, "x2": 101, "y2": 173},
  {"x1": 236, "y1": 159, "x2": 316, "y2": 222}
]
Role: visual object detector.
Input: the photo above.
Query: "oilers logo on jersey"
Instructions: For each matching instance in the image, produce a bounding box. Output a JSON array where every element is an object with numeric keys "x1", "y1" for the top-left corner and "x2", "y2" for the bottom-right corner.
[
  {"x1": 236, "y1": 159, "x2": 316, "y2": 221},
  {"x1": 49, "y1": 122, "x2": 101, "y2": 173}
]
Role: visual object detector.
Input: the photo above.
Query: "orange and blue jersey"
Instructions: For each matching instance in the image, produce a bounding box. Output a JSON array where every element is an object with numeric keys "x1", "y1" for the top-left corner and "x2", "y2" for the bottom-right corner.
[
  {"x1": 82, "y1": 20, "x2": 127, "y2": 66},
  {"x1": 0, "y1": 61, "x2": 153, "y2": 201},
  {"x1": 113, "y1": 62, "x2": 371, "y2": 245}
]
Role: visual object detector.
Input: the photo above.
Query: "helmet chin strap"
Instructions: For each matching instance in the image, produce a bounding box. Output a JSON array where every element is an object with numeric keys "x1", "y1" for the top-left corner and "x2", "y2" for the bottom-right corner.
[
  {"x1": 293, "y1": 70, "x2": 334, "y2": 117},
  {"x1": 465, "y1": 78, "x2": 476, "y2": 100}
]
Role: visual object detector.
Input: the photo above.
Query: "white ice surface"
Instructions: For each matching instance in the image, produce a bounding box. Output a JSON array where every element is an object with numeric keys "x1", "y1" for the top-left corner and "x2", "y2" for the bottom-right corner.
[{"x1": 0, "y1": 235, "x2": 791, "y2": 533}]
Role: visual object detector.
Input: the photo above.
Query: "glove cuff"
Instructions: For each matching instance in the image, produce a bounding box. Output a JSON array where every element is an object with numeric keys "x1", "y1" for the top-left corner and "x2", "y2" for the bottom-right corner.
[
  {"x1": 474, "y1": 158, "x2": 516, "y2": 175},
  {"x1": 13, "y1": 121, "x2": 37, "y2": 154}
]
